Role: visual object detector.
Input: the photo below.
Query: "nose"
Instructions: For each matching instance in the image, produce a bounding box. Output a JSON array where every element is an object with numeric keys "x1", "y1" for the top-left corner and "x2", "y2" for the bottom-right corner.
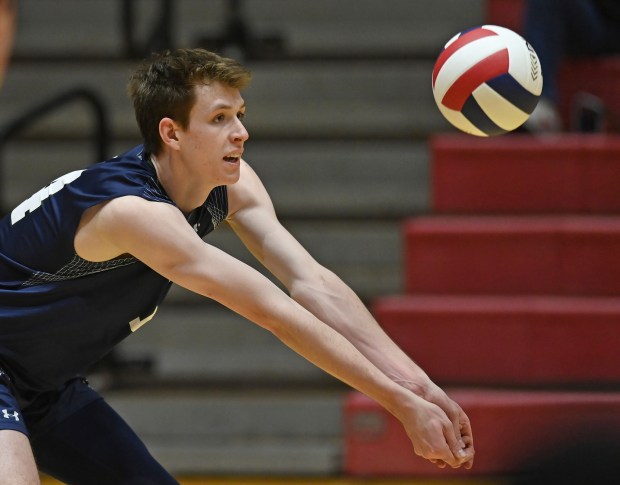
[{"x1": 233, "y1": 117, "x2": 250, "y2": 142}]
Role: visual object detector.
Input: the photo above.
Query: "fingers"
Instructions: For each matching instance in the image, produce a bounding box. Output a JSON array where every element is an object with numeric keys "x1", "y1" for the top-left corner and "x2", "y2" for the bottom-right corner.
[
  {"x1": 459, "y1": 433, "x2": 475, "y2": 469},
  {"x1": 416, "y1": 419, "x2": 471, "y2": 469},
  {"x1": 402, "y1": 392, "x2": 475, "y2": 470},
  {"x1": 460, "y1": 414, "x2": 474, "y2": 448},
  {"x1": 442, "y1": 419, "x2": 475, "y2": 469},
  {"x1": 445, "y1": 402, "x2": 475, "y2": 470},
  {"x1": 458, "y1": 411, "x2": 475, "y2": 469}
]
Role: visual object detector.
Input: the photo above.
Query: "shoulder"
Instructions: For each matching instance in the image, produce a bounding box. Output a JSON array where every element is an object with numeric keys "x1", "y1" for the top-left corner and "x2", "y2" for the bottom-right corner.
[
  {"x1": 84, "y1": 195, "x2": 182, "y2": 233},
  {"x1": 56, "y1": 146, "x2": 176, "y2": 224},
  {"x1": 76, "y1": 195, "x2": 187, "y2": 262}
]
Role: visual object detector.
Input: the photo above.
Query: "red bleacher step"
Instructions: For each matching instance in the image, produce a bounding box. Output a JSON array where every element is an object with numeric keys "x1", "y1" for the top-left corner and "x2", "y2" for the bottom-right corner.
[
  {"x1": 373, "y1": 294, "x2": 620, "y2": 386},
  {"x1": 344, "y1": 389, "x2": 620, "y2": 477},
  {"x1": 404, "y1": 215, "x2": 620, "y2": 295},
  {"x1": 431, "y1": 134, "x2": 620, "y2": 213},
  {"x1": 557, "y1": 57, "x2": 620, "y2": 131}
]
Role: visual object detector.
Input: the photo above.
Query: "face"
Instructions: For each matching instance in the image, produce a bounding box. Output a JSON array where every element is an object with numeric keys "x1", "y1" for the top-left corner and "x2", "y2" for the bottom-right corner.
[{"x1": 175, "y1": 81, "x2": 249, "y2": 188}]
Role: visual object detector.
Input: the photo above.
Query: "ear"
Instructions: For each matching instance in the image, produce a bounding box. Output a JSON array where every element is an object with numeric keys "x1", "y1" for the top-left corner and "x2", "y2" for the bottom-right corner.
[{"x1": 159, "y1": 117, "x2": 181, "y2": 151}]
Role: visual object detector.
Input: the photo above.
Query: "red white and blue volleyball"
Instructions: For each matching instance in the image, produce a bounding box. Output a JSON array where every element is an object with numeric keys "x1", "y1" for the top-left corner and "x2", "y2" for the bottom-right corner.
[{"x1": 432, "y1": 25, "x2": 543, "y2": 136}]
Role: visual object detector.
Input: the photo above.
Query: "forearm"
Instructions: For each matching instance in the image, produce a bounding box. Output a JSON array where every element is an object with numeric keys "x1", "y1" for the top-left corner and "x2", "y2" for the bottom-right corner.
[
  {"x1": 289, "y1": 268, "x2": 435, "y2": 396},
  {"x1": 267, "y1": 294, "x2": 415, "y2": 418},
  {"x1": 184, "y1": 252, "x2": 414, "y2": 417}
]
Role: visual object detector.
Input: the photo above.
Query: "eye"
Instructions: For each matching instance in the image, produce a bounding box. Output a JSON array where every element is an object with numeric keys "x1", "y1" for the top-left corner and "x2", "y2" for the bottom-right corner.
[
  {"x1": 237, "y1": 111, "x2": 245, "y2": 120},
  {"x1": 213, "y1": 114, "x2": 225, "y2": 123}
]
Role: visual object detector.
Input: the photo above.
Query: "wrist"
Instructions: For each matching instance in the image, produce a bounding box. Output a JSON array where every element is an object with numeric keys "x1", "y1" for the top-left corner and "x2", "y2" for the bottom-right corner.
[
  {"x1": 387, "y1": 370, "x2": 432, "y2": 399},
  {"x1": 379, "y1": 383, "x2": 421, "y2": 421}
]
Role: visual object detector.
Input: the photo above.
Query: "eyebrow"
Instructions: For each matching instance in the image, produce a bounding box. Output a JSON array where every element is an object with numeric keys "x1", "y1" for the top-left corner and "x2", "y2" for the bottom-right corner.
[{"x1": 211, "y1": 101, "x2": 246, "y2": 111}]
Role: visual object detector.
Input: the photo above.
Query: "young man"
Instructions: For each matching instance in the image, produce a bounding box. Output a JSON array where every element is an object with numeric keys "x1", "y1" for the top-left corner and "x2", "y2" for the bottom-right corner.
[{"x1": 0, "y1": 48, "x2": 474, "y2": 484}]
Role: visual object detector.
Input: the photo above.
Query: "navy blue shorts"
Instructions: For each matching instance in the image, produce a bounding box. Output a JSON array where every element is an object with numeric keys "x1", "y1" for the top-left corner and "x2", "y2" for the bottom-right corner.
[
  {"x1": 0, "y1": 371, "x2": 100, "y2": 438},
  {"x1": 0, "y1": 368, "x2": 29, "y2": 435},
  {"x1": 0, "y1": 373, "x2": 179, "y2": 484}
]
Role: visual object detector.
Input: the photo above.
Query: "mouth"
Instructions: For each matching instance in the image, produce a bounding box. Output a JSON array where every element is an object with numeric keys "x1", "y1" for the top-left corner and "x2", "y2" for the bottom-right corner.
[{"x1": 223, "y1": 152, "x2": 242, "y2": 164}]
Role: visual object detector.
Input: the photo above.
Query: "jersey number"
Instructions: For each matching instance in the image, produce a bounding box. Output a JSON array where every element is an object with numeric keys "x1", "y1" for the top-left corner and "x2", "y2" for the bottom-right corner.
[{"x1": 11, "y1": 170, "x2": 85, "y2": 225}]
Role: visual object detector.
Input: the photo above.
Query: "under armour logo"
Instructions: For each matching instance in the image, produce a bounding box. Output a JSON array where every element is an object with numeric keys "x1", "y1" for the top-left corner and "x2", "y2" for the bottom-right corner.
[{"x1": 2, "y1": 409, "x2": 19, "y2": 421}]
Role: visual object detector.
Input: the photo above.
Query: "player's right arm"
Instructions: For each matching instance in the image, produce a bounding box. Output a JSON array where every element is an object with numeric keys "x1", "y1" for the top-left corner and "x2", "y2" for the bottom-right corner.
[{"x1": 74, "y1": 196, "x2": 469, "y2": 468}]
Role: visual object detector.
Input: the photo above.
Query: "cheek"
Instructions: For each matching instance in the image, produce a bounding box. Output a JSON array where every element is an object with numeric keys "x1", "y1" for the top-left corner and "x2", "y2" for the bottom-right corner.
[
  {"x1": 188, "y1": 126, "x2": 218, "y2": 148},
  {"x1": 184, "y1": 132, "x2": 209, "y2": 153}
]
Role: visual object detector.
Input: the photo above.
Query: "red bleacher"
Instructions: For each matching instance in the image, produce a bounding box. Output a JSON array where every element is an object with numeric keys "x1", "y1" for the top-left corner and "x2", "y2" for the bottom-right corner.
[
  {"x1": 557, "y1": 57, "x2": 620, "y2": 132},
  {"x1": 343, "y1": 133, "x2": 620, "y2": 477},
  {"x1": 345, "y1": 390, "x2": 620, "y2": 476},
  {"x1": 485, "y1": 0, "x2": 525, "y2": 35},
  {"x1": 432, "y1": 134, "x2": 620, "y2": 213},
  {"x1": 374, "y1": 295, "x2": 620, "y2": 386},
  {"x1": 404, "y1": 215, "x2": 620, "y2": 296}
]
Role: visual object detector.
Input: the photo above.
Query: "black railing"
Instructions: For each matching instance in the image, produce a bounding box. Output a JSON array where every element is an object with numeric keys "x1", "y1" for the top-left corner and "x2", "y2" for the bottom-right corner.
[
  {"x1": 121, "y1": 0, "x2": 174, "y2": 59},
  {"x1": 0, "y1": 86, "x2": 111, "y2": 213},
  {"x1": 122, "y1": 0, "x2": 285, "y2": 61}
]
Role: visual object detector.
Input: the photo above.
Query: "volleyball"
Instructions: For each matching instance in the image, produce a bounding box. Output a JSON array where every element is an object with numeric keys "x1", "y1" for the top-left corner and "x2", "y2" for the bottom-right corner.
[{"x1": 432, "y1": 25, "x2": 543, "y2": 136}]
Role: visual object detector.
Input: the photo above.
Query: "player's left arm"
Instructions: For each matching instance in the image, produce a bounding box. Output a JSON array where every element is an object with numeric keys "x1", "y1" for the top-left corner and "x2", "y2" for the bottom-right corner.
[{"x1": 227, "y1": 161, "x2": 473, "y2": 466}]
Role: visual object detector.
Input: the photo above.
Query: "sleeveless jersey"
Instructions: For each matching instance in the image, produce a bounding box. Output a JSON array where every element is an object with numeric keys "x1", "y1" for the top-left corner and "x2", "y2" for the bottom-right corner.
[{"x1": 0, "y1": 145, "x2": 228, "y2": 393}]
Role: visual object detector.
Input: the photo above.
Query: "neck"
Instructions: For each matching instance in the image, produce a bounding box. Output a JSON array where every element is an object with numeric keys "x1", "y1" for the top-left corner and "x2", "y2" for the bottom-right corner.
[{"x1": 150, "y1": 153, "x2": 214, "y2": 213}]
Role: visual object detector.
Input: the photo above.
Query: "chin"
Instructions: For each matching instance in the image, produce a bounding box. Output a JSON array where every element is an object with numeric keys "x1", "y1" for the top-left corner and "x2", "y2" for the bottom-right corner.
[{"x1": 221, "y1": 171, "x2": 241, "y2": 186}]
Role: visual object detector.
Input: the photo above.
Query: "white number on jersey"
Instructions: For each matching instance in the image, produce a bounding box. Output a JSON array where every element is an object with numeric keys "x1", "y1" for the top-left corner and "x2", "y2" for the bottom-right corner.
[{"x1": 11, "y1": 170, "x2": 85, "y2": 225}]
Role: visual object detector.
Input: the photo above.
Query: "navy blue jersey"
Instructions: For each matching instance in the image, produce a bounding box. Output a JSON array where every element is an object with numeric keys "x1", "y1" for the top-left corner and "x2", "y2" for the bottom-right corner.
[{"x1": 0, "y1": 145, "x2": 228, "y2": 394}]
